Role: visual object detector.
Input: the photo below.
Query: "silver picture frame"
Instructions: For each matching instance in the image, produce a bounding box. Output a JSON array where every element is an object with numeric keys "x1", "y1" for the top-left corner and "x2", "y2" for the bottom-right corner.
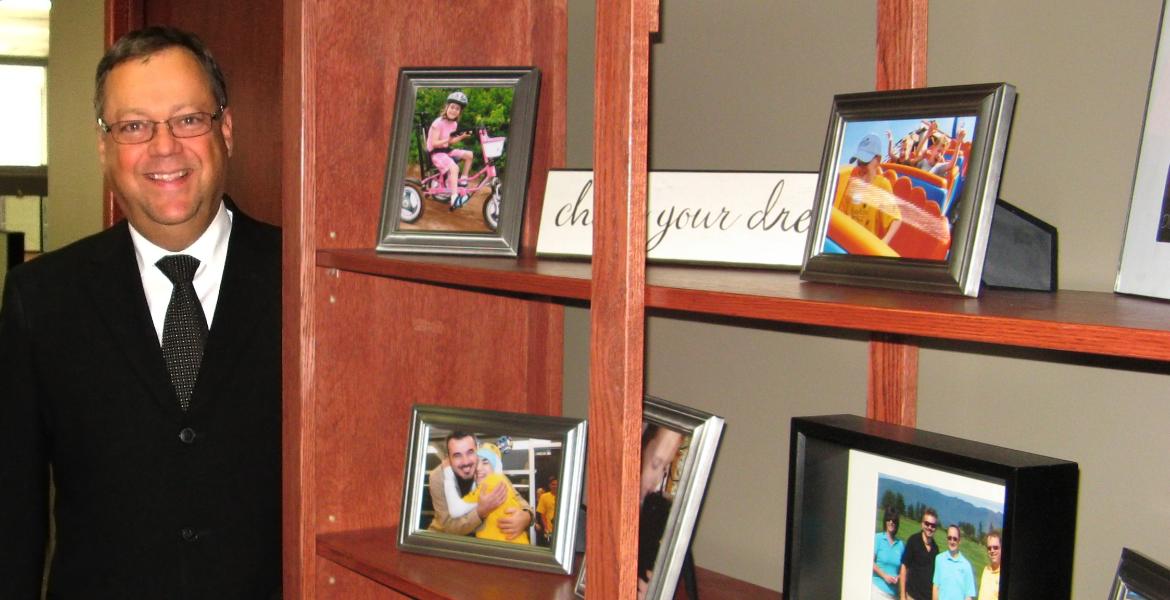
[
  {"x1": 398, "y1": 404, "x2": 586, "y2": 574},
  {"x1": 575, "y1": 396, "x2": 724, "y2": 598},
  {"x1": 376, "y1": 67, "x2": 540, "y2": 256},
  {"x1": 1111, "y1": 548, "x2": 1170, "y2": 600},
  {"x1": 1116, "y1": 0, "x2": 1170, "y2": 299},
  {"x1": 801, "y1": 83, "x2": 1016, "y2": 297}
]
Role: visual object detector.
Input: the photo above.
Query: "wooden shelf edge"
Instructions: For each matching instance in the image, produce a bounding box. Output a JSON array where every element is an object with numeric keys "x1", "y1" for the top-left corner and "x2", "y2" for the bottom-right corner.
[
  {"x1": 316, "y1": 249, "x2": 1170, "y2": 361},
  {"x1": 317, "y1": 248, "x2": 592, "y2": 300},
  {"x1": 315, "y1": 527, "x2": 781, "y2": 600},
  {"x1": 316, "y1": 527, "x2": 580, "y2": 600}
]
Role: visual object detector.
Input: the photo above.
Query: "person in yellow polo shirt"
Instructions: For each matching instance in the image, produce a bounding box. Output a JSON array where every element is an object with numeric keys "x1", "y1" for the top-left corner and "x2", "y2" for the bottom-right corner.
[
  {"x1": 536, "y1": 477, "x2": 558, "y2": 545},
  {"x1": 976, "y1": 531, "x2": 1001, "y2": 600}
]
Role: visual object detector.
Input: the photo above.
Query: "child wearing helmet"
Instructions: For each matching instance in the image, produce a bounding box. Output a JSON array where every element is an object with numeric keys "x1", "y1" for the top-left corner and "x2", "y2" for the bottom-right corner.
[{"x1": 427, "y1": 90, "x2": 475, "y2": 208}]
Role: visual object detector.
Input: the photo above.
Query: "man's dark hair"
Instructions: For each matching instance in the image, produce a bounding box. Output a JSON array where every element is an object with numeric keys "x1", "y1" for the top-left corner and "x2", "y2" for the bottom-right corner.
[
  {"x1": 94, "y1": 26, "x2": 228, "y2": 120},
  {"x1": 444, "y1": 431, "x2": 478, "y2": 453}
]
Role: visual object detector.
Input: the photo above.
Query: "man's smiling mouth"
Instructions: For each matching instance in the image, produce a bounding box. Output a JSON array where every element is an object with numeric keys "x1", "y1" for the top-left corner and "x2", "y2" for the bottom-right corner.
[{"x1": 146, "y1": 169, "x2": 191, "y2": 182}]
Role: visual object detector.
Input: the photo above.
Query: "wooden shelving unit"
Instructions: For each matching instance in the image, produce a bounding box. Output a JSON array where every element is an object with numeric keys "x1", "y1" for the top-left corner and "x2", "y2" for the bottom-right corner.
[{"x1": 283, "y1": 1, "x2": 1170, "y2": 598}]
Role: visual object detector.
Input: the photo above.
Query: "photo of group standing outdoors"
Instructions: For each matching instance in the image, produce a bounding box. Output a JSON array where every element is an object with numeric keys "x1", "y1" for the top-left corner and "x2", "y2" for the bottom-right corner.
[{"x1": 870, "y1": 476, "x2": 1004, "y2": 600}]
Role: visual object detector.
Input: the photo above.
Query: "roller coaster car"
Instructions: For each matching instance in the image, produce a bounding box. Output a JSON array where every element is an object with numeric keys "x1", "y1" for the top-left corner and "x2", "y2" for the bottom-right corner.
[{"x1": 826, "y1": 164, "x2": 952, "y2": 261}]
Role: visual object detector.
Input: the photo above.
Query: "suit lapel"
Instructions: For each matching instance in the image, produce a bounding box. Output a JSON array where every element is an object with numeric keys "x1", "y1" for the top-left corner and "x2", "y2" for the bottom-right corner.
[
  {"x1": 190, "y1": 209, "x2": 275, "y2": 411},
  {"x1": 83, "y1": 223, "x2": 180, "y2": 415}
]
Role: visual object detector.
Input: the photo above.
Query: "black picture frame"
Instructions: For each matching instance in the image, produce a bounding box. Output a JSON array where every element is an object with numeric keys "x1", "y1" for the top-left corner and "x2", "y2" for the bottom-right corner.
[
  {"x1": 783, "y1": 414, "x2": 1078, "y2": 600},
  {"x1": 1110, "y1": 548, "x2": 1170, "y2": 600},
  {"x1": 376, "y1": 67, "x2": 540, "y2": 256},
  {"x1": 801, "y1": 83, "x2": 1016, "y2": 296}
]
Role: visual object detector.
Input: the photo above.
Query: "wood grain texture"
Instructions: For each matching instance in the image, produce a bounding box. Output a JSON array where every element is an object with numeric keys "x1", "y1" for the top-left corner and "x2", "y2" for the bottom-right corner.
[
  {"x1": 307, "y1": 1, "x2": 566, "y2": 254},
  {"x1": 868, "y1": 335, "x2": 918, "y2": 426},
  {"x1": 317, "y1": 252, "x2": 1170, "y2": 362},
  {"x1": 589, "y1": 1, "x2": 653, "y2": 599},
  {"x1": 306, "y1": 271, "x2": 562, "y2": 597},
  {"x1": 318, "y1": 528, "x2": 580, "y2": 600},
  {"x1": 282, "y1": 0, "x2": 316, "y2": 596},
  {"x1": 876, "y1": 0, "x2": 928, "y2": 90},
  {"x1": 318, "y1": 556, "x2": 411, "y2": 600},
  {"x1": 316, "y1": 528, "x2": 780, "y2": 600},
  {"x1": 872, "y1": 0, "x2": 928, "y2": 424},
  {"x1": 284, "y1": 3, "x2": 568, "y2": 597},
  {"x1": 141, "y1": 0, "x2": 285, "y2": 226}
]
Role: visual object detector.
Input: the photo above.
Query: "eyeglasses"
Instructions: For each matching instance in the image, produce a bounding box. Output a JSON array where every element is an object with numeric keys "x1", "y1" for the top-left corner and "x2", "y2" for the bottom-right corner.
[
  {"x1": 922, "y1": 521, "x2": 937, "y2": 529},
  {"x1": 98, "y1": 108, "x2": 224, "y2": 144},
  {"x1": 987, "y1": 545, "x2": 1001, "y2": 551},
  {"x1": 947, "y1": 535, "x2": 960, "y2": 542}
]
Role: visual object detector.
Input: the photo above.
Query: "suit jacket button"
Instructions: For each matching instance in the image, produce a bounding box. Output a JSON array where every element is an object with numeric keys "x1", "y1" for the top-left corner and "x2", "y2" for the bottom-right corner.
[
  {"x1": 179, "y1": 427, "x2": 197, "y2": 444},
  {"x1": 181, "y1": 528, "x2": 197, "y2": 541}
]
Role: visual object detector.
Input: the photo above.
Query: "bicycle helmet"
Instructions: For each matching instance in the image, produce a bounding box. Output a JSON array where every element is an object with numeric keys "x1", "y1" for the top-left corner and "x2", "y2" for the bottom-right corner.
[{"x1": 446, "y1": 91, "x2": 468, "y2": 107}]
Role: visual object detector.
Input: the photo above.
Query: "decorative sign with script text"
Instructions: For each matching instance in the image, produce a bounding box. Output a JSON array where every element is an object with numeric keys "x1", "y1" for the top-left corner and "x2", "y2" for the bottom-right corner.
[{"x1": 535, "y1": 170, "x2": 818, "y2": 268}]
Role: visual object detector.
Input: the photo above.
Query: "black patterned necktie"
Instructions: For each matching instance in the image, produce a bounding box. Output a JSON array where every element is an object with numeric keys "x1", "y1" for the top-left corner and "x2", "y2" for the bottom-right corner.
[{"x1": 156, "y1": 254, "x2": 208, "y2": 411}]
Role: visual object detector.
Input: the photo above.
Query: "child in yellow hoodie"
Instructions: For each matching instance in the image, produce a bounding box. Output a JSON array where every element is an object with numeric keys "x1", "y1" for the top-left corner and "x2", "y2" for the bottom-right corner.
[{"x1": 441, "y1": 442, "x2": 530, "y2": 544}]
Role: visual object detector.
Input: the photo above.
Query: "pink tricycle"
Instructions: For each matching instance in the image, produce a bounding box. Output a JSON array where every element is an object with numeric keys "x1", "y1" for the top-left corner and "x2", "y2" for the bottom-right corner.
[{"x1": 400, "y1": 122, "x2": 505, "y2": 231}]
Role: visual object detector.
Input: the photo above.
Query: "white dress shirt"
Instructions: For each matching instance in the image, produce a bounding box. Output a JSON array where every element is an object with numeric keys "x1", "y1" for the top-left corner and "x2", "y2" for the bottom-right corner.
[{"x1": 129, "y1": 202, "x2": 233, "y2": 344}]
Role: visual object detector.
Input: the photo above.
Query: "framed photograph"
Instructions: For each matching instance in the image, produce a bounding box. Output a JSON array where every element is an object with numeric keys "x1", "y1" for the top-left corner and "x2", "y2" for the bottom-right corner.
[
  {"x1": 376, "y1": 67, "x2": 540, "y2": 256},
  {"x1": 784, "y1": 414, "x2": 1078, "y2": 600},
  {"x1": 575, "y1": 396, "x2": 725, "y2": 599},
  {"x1": 1117, "y1": 1, "x2": 1170, "y2": 299},
  {"x1": 398, "y1": 404, "x2": 586, "y2": 574},
  {"x1": 801, "y1": 83, "x2": 1016, "y2": 296},
  {"x1": 1111, "y1": 548, "x2": 1170, "y2": 600}
]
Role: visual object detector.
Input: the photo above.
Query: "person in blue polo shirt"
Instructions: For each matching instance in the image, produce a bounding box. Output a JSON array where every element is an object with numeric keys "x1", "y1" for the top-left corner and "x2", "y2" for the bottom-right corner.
[
  {"x1": 872, "y1": 505, "x2": 906, "y2": 599},
  {"x1": 933, "y1": 525, "x2": 976, "y2": 600}
]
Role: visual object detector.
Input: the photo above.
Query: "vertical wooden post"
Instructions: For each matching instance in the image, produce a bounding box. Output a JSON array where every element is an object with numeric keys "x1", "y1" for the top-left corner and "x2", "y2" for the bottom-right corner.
[
  {"x1": 876, "y1": 0, "x2": 928, "y2": 91},
  {"x1": 870, "y1": 0, "x2": 927, "y2": 426},
  {"x1": 588, "y1": 0, "x2": 654, "y2": 598},
  {"x1": 867, "y1": 334, "x2": 918, "y2": 426}
]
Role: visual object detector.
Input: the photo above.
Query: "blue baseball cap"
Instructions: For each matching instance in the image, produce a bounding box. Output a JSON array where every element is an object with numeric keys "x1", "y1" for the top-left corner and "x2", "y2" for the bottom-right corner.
[{"x1": 852, "y1": 133, "x2": 883, "y2": 164}]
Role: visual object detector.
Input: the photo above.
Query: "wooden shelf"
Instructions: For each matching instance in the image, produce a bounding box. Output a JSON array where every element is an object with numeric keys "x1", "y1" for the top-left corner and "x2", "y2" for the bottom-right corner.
[
  {"x1": 317, "y1": 248, "x2": 592, "y2": 300},
  {"x1": 317, "y1": 528, "x2": 579, "y2": 600},
  {"x1": 319, "y1": 249, "x2": 1170, "y2": 361},
  {"x1": 316, "y1": 527, "x2": 781, "y2": 600}
]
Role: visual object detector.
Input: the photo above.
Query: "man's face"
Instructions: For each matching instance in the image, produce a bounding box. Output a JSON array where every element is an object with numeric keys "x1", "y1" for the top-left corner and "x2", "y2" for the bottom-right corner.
[
  {"x1": 446, "y1": 435, "x2": 478, "y2": 480},
  {"x1": 549, "y1": 479, "x2": 558, "y2": 494},
  {"x1": 946, "y1": 526, "x2": 961, "y2": 554},
  {"x1": 985, "y1": 535, "x2": 1001, "y2": 568},
  {"x1": 98, "y1": 46, "x2": 233, "y2": 251},
  {"x1": 921, "y1": 514, "x2": 938, "y2": 541}
]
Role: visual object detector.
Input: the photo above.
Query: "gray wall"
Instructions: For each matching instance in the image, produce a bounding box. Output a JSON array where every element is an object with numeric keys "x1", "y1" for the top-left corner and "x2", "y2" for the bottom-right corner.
[
  {"x1": 46, "y1": 0, "x2": 104, "y2": 251},
  {"x1": 564, "y1": 0, "x2": 1170, "y2": 596}
]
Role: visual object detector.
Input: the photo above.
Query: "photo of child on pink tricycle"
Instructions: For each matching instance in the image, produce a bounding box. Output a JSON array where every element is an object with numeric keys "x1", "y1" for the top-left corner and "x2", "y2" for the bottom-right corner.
[{"x1": 399, "y1": 86, "x2": 514, "y2": 233}]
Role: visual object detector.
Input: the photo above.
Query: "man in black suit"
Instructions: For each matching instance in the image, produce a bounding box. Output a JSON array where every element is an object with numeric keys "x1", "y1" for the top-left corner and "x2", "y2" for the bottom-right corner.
[{"x1": 0, "y1": 26, "x2": 281, "y2": 599}]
